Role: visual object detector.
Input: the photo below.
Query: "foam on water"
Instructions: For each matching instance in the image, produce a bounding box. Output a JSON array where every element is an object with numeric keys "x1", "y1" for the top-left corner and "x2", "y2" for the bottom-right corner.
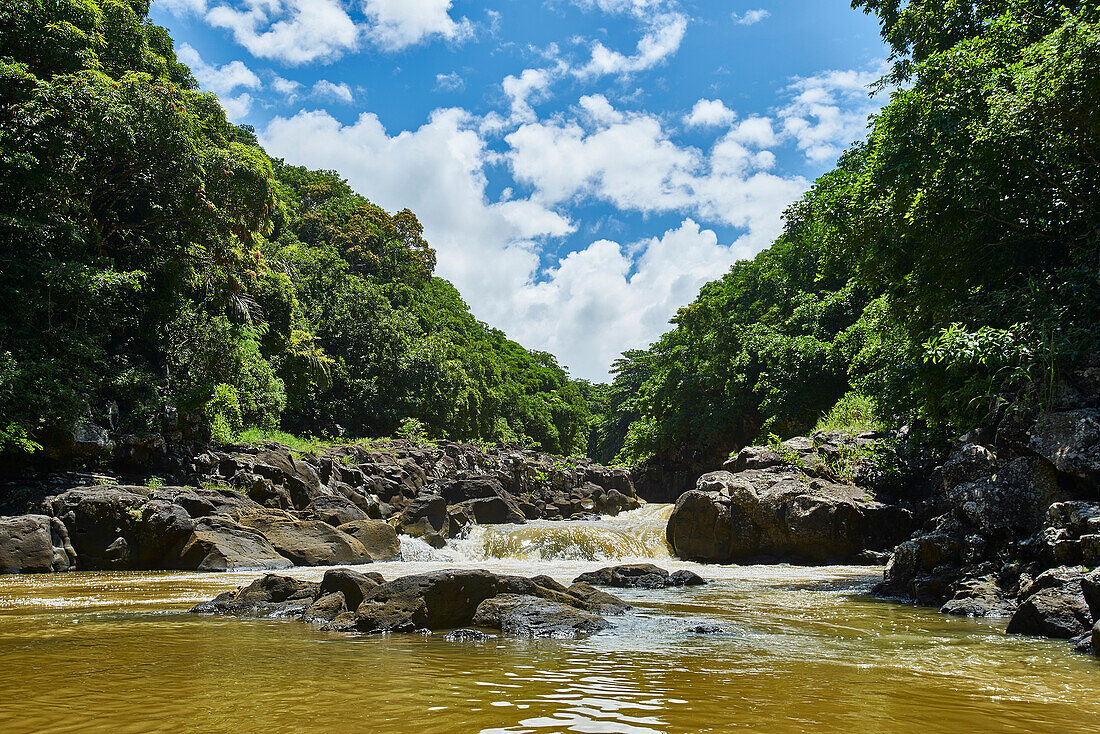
[{"x1": 399, "y1": 503, "x2": 675, "y2": 563}]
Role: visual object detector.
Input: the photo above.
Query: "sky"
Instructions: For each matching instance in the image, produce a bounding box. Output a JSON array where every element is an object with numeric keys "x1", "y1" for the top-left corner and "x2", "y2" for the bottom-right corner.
[{"x1": 151, "y1": 0, "x2": 891, "y2": 382}]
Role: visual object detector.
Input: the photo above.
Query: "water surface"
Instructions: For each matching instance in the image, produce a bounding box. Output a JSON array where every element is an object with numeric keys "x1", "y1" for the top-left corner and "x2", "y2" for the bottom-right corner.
[{"x1": 1, "y1": 506, "x2": 1096, "y2": 733}]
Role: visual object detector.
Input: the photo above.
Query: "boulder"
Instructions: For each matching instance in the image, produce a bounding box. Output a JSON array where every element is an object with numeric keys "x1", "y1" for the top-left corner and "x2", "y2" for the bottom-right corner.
[
  {"x1": 191, "y1": 574, "x2": 320, "y2": 618},
  {"x1": 448, "y1": 496, "x2": 526, "y2": 527},
  {"x1": 1028, "y1": 409, "x2": 1100, "y2": 488},
  {"x1": 336, "y1": 520, "x2": 401, "y2": 561},
  {"x1": 667, "y1": 469, "x2": 913, "y2": 564},
  {"x1": 939, "y1": 576, "x2": 1017, "y2": 618},
  {"x1": 471, "y1": 594, "x2": 609, "y2": 638},
  {"x1": 303, "y1": 591, "x2": 347, "y2": 622},
  {"x1": 307, "y1": 495, "x2": 368, "y2": 527},
  {"x1": 392, "y1": 494, "x2": 449, "y2": 548},
  {"x1": 572, "y1": 564, "x2": 703, "y2": 589},
  {"x1": 318, "y1": 567, "x2": 382, "y2": 610},
  {"x1": 354, "y1": 569, "x2": 613, "y2": 633},
  {"x1": 0, "y1": 515, "x2": 76, "y2": 573},
  {"x1": 237, "y1": 512, "x2": 372, "y2": 566},
  {"x1": 177, "y1": 517, "x2": 293, "y2": 572},
  {"x1": 444, "y1": 628, "x2": 490, "y2": 642},
  {"x1": 565, "y1": 582, "x2": 632, "y2": 614},
  {"x1": 1006, "y1": 567, "x2": 1095, "y2": 639}
]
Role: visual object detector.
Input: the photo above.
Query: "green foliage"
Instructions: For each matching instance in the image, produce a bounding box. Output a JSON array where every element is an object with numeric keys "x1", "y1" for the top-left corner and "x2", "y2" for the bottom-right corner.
[
  {"x1": 766, "y1": 434, "x2": 802, "y2": 466},
  {"x1": 144, "y1": 476, "x2": 164, "y2": 490},
  {"x1": 595, "y1": 2, "x2": 1100, "y2": 464},
  {"x1": 814, "y1": 392, "x2": 885, "y2": 434},
  {"x1": 396, "y1": 417, "x2": 428, "y2": 444},
  {"x1": 0, "y1": 1, "x2": 591, "y2": 462}
]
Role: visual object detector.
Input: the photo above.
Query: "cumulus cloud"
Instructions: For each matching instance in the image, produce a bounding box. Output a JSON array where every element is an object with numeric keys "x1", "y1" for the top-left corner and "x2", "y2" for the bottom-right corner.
[
  {"x1": 576, "y1": 13, "x2": 687, "y2": 79},
  {"x1": 362, "y1": 0, "x2": 473, "y2": 50},
  {"x1": 175, "y1": 43, "x2": 261, "y2": 120},
  {"x1": 731, "y1": 9, "x2": 770, "y2": 26},
  {"x1": 312, "y1": 79, "x2": 354, "y2": 103},
  {"x1": 684, "y1": 98, "x2": 736, "y2": 128},
  {"x1": 272, "y1": 75, "x2": 302, "y2": 100},
  {"x1": 205, "y1": 0, "x2": 360, "y2": 65},
  {"x1": 778, "y1": 64, "x2": 889, "y2": 162}
]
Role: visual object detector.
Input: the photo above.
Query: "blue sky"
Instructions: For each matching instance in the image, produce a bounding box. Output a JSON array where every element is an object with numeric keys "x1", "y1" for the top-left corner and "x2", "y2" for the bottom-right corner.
[{"x1": 152, "y1": 0, "x2": 890, "y2": 381}]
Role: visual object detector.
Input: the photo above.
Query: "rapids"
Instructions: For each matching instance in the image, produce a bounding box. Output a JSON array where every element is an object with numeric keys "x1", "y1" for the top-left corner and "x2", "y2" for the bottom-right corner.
[{"x1": 1, "y1": 505, "x2": 1097, "y2": 733}]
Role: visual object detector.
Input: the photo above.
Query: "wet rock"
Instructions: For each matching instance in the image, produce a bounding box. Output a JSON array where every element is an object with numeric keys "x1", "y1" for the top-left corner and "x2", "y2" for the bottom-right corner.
[
  {"x1": 303, "y1": 591, "x2": 347, "y2": 622},
  {"x1": 667, "y1": 469, "x2": 913, "y2": 564},
  {"x1": 669, "y1": 570, "x2": 707, "y2": 586},
  {"x1": 392, "y1": 494, "x2": 449, "y2": 548},
  {"x1": 448, "y1": 496, "x2": 526, "y2": 527},
  {"x1": 444, "y1": 628, "x2": 490, "y2": 642},
  {"x1": 573, "y1": 564, "x2": 687, "y2": 589},
  {"x1": 471, "y1": 594, "x2": 609, "y2": 638},
  {"x1": 191, "y1": 574, "x2": 319, "y2": 618},
  {"x1": 0, "y1": 515, "x2": 76, "y2": 573},
  {"x1": 686, "y1": 624, "x2": 726, "y2": 634},
  {"x1": 319, "y1": 568, "x2": 382, "y2": 611},
  {"x1": 335, "y1": 520, "x2": 401, "y2": 561},
  {"x1": 565, "y1": 582, "x2": 632, "y2": 614},
  {"x1": 237, "y1": 512, "x2": 372, "y2": 566},
  {"x1": 1007, "y1": 567, "x2": 1095, "y2": 639}
]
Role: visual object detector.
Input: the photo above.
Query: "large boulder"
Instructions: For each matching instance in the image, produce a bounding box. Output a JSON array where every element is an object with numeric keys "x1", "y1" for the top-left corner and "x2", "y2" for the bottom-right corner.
[
  {"x1": 237, "y1": 512, "x2": 372, "y2": 566},
  {"x1": 1006, "y1": 567, "x2": 1095, "y2": 639},
  {"x1": 336, "y1": 520, "x2": 401, "y2": 561},
  {"x1": 318, "y1": 567, "x2": 384, "y2": 610},
  {"x1": 573, "y1": 564, "x2": 706, "y2": 589},
  {"x1": 191, "y1": 574, "x2": 319, "y2": 618},
  {"x1": 471, "y1": 594, "x2": 609, "y2": 638},
  {"x1": 176, "y1": 517, "x2": 293, "y2": 572},
  {"x1": 667, "y1": 469, "x2": 913, "y2": 564},
  {"x1": 354, "y1": 569, "x2": 625, "y2": 633},
  {"x1": 0, "y1": 515, "x2": 76, "y2": 573},
  {"x1": 392, "y1": 493, "x2": 449, "y2": 548}
]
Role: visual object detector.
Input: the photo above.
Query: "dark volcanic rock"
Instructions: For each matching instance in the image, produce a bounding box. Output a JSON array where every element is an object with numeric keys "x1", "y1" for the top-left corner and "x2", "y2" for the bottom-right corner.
[
  {"x1": 667, "y1": 469, "x2": 913, "y2": 564},
  {"x1": 177, "y1": 517, "x2": 293, "y2": 572},
  {"x1": 939, "y1": 576, "x2": 1017, "y2": 618},
  {"x1": 471, "y1": 594, "x2": 610, "y2": 638},
  {"x1": 318, "y1": 567, "x2": 382, "y2": 610},
  {"x1": 191, "y1": 574, "x2": 319, "y2": 618},
  {"x1": 572, "y1": 564, "x2": 704, "y2": 589},
  {"x1": 444, "y1": 628, "x2": 491, "y2": 642},
  {"x1": 1007, "y1": 568, "x2": 1095, "y2": 639},
  {"x1": 0, "y1": 515, "x2": 76, "y2": 573},
  {"x1": 565, "y1": 582, "x2": 632, "y2": 614}
]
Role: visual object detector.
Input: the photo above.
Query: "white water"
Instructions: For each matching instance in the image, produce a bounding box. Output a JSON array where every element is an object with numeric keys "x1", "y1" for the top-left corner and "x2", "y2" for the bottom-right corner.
[{"x1": 399, "y1": 503, "x2": 675, "y2": 563}]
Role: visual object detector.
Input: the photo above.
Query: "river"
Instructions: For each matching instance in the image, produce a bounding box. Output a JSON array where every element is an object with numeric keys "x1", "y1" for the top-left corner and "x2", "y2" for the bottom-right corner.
[{"x1": 0, "y1": 505, "x2": 1096, "y2": 733}]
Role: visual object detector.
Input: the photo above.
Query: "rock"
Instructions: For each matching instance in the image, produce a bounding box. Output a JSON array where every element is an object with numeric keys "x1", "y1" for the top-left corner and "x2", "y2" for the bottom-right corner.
[
  {"x1": 177, "y1": 517, "x2": 293, "y2": 572},
  {"x1": 667, "y1": 469, "x2": 913, "y2": 564},
  {"x1": 686, "y1": 624, "x2": 726, "y2": 634},
  {"x1": 945, "y1": 457, "x2": 1065, "y2": 538},
  {"x1": 335, "y1": 520, "x2": 401, "y2": 561},
  {"x1": 319, "y1": 568, "x2": 381, "y2": 610},
  {"x1": 1093, "y1": 621, "x2": 1100, "y2": 656},
  {"x1": 307, "y1": 495, "x2": 368, "y2": 526},
  {"x1": 448, "y1": 496, "x2": 526, "y2": 527},
  {"x1": 565, "y1": 582, "x2": 632, "y2": 614},
  {"x1": 669, "y1": 570, "x2": 707, "y2": 586},
  {"x1": 939, "y1": 576, "x2": 1017, "y2": 617},
  {"x1": 1007, "y1": 567, "x2": 1094, "y2": 639},
  {"x1": 191, "y1": 574, "x2": 319, "y2": 618},
  {"x1": 392, "y1": 494, "x2": 449, "y2": 547},
  {"x1": 444, "y1": 628, "x2": 490, "y2": 642},
  {"x1": 471, "y1": 594, "x2": 609, "y2": 638},
  {"x1": 303, "y1": 591, "x2": 347, "y2": 622},
  {"x1": 0, "y1": 515, "x2": 76, "y2": 573},
  {"x1": 724, "y1": 446, "x2": 786, "y2": 473},
  {"x1": 237, "y1": 512, "x2": 371, "y2": 566},
  {"x1": 1028, "y1": 409, "x2": 1100, "y2": 488},
  {"x1": 939, "y1": 444, "x2": 999, "y2": 491},
  {"x1": 354, "y1": 569, "x2": 608, "y2": 633},
  {"x1": 574, "y1": 564, "x2": 674, "y2": 589}
]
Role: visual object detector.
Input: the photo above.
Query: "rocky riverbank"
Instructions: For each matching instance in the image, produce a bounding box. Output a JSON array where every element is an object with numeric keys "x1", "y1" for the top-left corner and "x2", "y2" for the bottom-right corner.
[{"x1": 0, "y1": 440, "x2": 640, "y2": 573}]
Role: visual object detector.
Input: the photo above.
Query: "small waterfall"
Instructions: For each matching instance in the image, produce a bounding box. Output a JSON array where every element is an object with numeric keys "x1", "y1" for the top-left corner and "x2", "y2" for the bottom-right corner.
[{"x1": 399, "y1": 504, "x2": 675, "y2": 563}]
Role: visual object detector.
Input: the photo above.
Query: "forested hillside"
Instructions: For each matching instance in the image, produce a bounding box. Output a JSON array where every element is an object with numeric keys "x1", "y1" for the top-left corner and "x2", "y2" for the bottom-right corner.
[
  {"x1": 594, "y1": 0, "x2": 1100, "y2": 467},
  {"x1": 0, "y1": 0, "x2": 589, "y2": 461}
]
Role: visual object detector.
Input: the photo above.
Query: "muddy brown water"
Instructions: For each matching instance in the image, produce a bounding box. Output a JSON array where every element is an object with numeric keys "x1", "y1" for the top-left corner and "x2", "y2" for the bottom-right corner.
[{"x1": 1, "y1": 505, "x2": 1097, "y2": 733}]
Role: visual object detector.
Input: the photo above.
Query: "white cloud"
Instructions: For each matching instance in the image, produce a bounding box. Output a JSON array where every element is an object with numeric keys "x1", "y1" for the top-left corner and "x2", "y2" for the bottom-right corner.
[
  {"x1": 727, "y1": 116, "x2": 777, "y2": 148},
  {"x1": 731, "y1": 9, "x2": 770, "y2": 26},
  {"x1": 684, "y1": 98, "x2": 736, "y2": 128},
  {"x1": 435, "y1": 72, "x2": 465, "y2": 93},
  {"x1": 576, "y1": 13, "x2": 687, "y2": 79},
  {"x1": 362, "y1": 0, "x2": 473, "y2": 50},
  {"x1": 175, "y1": 43, "x2": 261, "y2": 120},
  {"x1": 272, "y1": 75, "x2": 302, "y2": 101},
  {"x1": 205, "y1": 0, "x2": 360, "y2": 65},
  {"x1": 259, "y1": 103, "x2": 805, "y2": 380},
  {"x1": 573, "y1": 0, "x2": 666, "y2": 16},
  {"x1": 312, "y1": 79, "x2": 354, "y2": 103},
  {"x1": 778, "y1": 64, "x2": 889, "y2": 162}
]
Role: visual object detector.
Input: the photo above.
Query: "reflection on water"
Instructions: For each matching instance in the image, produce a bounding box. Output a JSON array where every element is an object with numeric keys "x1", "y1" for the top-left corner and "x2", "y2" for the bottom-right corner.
[{"x1": 0, "y1": 507, "x2": 1097, "y2": 733}]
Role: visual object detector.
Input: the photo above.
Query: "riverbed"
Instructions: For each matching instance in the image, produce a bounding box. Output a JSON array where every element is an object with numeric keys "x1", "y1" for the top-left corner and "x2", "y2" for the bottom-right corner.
[{"x1": 1, "y1": 506, "x2": 1097, "y2": 733}]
